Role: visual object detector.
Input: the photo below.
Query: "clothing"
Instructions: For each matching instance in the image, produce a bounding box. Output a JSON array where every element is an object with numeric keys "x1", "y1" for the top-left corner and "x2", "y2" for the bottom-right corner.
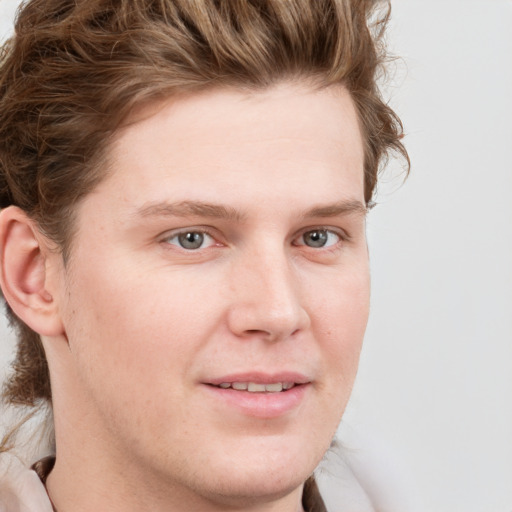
[
  {"x1": 0, "y1": 454, "x2": 53, "y2": 512},
  {"x1": 0, "y1": 454, "x2": 326, "y2": 512}
]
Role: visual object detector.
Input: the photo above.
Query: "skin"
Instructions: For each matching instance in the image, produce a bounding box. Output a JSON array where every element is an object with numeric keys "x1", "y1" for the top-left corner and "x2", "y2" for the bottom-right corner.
[{"x1": 3, "y1": 82, "x2": 370, "y2": 512}]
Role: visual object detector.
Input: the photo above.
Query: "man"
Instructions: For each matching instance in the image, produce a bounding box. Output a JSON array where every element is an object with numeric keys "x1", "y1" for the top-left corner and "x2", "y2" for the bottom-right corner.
[{"x1": 0, "y1": 1, "x2": 407, "y2": 510}]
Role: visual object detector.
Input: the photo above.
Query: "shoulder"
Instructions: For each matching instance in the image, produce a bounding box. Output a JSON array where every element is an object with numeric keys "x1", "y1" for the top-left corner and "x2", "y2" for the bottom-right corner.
[{"x1": 0, "y1": 452, "x2": 53, "y2": 512}]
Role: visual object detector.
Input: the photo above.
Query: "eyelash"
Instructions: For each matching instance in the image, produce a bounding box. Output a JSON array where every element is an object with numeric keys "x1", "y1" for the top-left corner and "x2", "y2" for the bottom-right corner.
[
  {"x1": 161, "y1": 226, "x2": 347, "y2": 252},
  {"x1": 161, "y1": 228, "x2": 219, "y2": 251},
  {"x1": 293, "y1": 228, "x2": 345, "y2": 249}
]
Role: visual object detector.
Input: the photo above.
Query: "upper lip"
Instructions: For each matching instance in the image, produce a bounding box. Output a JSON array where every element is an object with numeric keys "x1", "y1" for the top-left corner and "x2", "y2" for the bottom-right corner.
[{"x1": 205, "y1": 372, "x2": 311, "y2": 386}]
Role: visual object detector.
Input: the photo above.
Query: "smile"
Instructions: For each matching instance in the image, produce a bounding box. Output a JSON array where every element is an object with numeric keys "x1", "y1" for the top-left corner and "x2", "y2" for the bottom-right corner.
[
  {"x1": 214, "y1": 382, "x2": 296, "y2": 393},
  {"x1": 205, "y1": 380, "x2": 309, "y2": 419}
]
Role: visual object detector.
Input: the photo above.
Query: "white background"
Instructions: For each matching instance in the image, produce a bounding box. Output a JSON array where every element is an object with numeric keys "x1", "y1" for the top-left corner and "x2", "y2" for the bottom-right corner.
[{"x1": 1, "y1": 1, "x2": 511, "y2": 511}]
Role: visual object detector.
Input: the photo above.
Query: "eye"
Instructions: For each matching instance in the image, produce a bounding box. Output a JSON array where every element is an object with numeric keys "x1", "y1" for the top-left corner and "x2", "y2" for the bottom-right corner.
[
  {"x1": 164, "y1": 230, "x2": 216, "y2": 250},
  {"x1": 296, "y1": 229, "x2": 341, "y2": 248}
]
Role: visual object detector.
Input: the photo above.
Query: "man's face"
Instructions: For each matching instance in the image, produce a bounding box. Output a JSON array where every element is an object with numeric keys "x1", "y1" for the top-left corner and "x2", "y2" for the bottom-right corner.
[{"x1": 51, "y1": 83, "x2": 369, "y2": 505}]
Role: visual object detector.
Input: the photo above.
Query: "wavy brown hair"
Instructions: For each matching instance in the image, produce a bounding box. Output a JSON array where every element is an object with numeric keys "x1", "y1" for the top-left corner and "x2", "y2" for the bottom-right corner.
[{"x1": 0, "y1": 0, "x2": 407, "y2": 499}]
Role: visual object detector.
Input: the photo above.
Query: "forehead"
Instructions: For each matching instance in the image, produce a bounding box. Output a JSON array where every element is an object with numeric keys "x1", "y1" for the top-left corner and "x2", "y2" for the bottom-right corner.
[
  {"x1": 117, "y1": 81, "x2": 364, "y2": 159},
  {"x1": 83, "y1": 82, "x2": 365, "y2": 222}
]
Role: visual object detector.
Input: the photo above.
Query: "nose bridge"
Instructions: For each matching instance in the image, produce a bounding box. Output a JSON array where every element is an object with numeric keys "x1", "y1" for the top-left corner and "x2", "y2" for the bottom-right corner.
[
  {"x1": 251, "y1": 247, "x2": 297, "y2": 312},
  {"x1": 227, "y1": 242, "x2": 310, "y2": 340}
]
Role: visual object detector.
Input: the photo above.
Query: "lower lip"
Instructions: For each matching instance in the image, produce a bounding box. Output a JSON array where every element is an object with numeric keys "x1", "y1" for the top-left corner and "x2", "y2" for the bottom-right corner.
[{"x1": 203, "y1": 384, "x2": 309, "y2": 419}]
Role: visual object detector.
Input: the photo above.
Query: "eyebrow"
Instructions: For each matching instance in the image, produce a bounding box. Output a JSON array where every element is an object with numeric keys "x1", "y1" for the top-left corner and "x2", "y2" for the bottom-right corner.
[
  {"x1": 136, "y1": 199, "x2": 367, "y2": 222},
  {"x1": 300, "y1": 200, "x2": 368, "y2": 220},
  {"x1": 136, "y1": 200, "x2": 246, "y2": 222}
]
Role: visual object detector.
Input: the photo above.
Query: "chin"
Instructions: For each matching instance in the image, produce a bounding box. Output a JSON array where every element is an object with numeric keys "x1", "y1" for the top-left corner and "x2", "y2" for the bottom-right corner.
[
  {"x1": 184, "y1": 438, "x2": 325, "y2": 507},
  {"x1": 193, "y1": 466, "x2": 309, "y2": 509}
]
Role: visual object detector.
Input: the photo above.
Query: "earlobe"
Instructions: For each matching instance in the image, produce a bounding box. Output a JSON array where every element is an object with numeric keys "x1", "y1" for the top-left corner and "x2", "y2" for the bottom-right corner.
[{"x1": 0, "y1": 206, "x2": 64, "y2": 337}]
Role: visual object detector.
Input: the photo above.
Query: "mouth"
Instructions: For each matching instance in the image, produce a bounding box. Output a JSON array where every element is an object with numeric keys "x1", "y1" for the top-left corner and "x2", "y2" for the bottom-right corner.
[
  {"x1": 203, "y1": 374, "x2": 310, "y2": 418},
  {"x1": 210, "y1": 381, "x2": 297, "y2": 393}
]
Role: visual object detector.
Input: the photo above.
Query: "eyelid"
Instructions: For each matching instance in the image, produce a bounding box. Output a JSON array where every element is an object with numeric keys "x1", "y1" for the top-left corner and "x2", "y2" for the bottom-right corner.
[
  {"x1": 160, "y1": 226, "x2": 222, "y2": 250},
  {"x1": 293, "y1": 226, "x2": 348, "y2": 247},
  {"x1": 158, "y1": 224, "x2": 349, "y2": 252}
]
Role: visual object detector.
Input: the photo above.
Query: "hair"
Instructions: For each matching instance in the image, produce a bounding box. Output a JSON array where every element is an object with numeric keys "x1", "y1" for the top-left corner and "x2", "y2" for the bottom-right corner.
[{"x1": 0, "y1": 0, "x2": 408, "y2": 498}]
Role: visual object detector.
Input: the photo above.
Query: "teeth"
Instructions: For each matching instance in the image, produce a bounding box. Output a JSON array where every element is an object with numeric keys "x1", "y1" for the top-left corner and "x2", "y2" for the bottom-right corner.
[
  {"x1": 265, "y1": 382, "x2": 283, "y2": 392},
  {"x1": 217, "y1": 382, "x2": 295, "y2": 392},
  {"x1": 247, "y1": 382, "x2": 266, "y2": 392}
]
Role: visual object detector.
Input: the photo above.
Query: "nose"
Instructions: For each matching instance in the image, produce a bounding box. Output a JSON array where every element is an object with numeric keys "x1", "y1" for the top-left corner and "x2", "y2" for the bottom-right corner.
[{"x1": 226, "y1": 249, "x2": 311, "y2": 342}]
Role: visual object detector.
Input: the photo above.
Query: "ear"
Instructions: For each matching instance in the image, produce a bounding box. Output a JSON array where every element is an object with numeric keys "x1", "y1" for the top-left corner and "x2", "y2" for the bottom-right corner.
[{"x1": 0, "y1": 206, "x2": 64, "y2": 337}]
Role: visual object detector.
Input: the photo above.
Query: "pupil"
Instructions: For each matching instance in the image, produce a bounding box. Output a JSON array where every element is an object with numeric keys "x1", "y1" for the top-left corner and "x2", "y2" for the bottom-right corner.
[
  {"x1": 179, "y1": 232, "x2": 204, "y2": 249},
  {"x1": 305, "y1": 230, "x2": 327, "y2": 248}
]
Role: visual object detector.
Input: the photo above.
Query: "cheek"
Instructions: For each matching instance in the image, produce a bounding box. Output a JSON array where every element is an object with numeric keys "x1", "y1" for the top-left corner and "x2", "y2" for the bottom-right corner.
[
  {"x1": 61, "y1": 273, "x2": 199, "y2": 443},
  {"x1": 314, "y1": 267, "x2": 370, "y2": 390},
  {"x1": 301, "y1": 269, "x2": 369, "y2": 457},
  {"x1": 62, "y1": 254, "x2": 218, "y2": 396}
]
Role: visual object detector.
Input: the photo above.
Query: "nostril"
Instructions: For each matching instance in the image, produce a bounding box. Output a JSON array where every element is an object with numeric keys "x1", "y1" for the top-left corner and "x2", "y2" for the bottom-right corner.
[{"x1": 240, "y1": 327, "x2": 302, "y2": 342}]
